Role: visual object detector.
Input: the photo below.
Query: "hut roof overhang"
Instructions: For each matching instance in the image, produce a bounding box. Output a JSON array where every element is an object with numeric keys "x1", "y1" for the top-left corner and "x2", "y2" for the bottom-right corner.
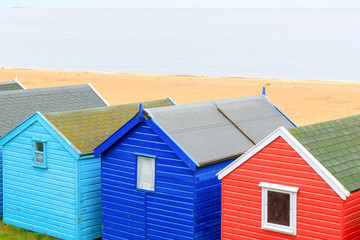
[{"x1": 95, "y1": 94, "x2": 296, "y2": 169}]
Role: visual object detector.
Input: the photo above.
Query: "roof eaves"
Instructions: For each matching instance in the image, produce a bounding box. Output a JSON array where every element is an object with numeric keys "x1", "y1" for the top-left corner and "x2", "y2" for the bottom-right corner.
[
  {"x1": 145, "y1": 117, "x2": 199, "y2": 171},
  {"x1": 199, "y1": 152, "x2": 244, "y2": 168},
  {"x1": 13, "y1": 76, "x2": 26, "y2": 89},
  {"x1": 87, "y1": 83, "x2": 110, "y2": 106},
  {"x1": 166, "y1": 97, "x2": 177, "y2": 105},
  {"x1": 217, "y1": 126, "x2": 351, "y2": 200},
  {"x1": 0, "y1": 112, "x2": 41, "y2": 145},
  {"x1": 263, "y1": 95, "x2": 297, "y2": 127},
  {"x1": 42, "y1": 113, "x2": 83, "y2": 158},
  {"x1": 94, "y1": 115, "x2": 141, "y2": 157}
]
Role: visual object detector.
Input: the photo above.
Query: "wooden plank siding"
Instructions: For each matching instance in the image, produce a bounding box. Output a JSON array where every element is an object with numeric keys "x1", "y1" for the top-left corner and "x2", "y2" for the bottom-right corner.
[
  {"x1": 194, "y1": 159, "x2": 233, "y2": 240},
  {"x1": 0, "y1": 146, "x2": 3, "y2": 218},
  {"x1": 221, "y1": 136, "x2": 343, "y2": 240},
  {"x1": 78, "y1": 156, "x2": 102, "y2": 240},
  {"x1": 101, "y1": 123, "x2": 196, "y2": 239},
  {"x1": 3, "y1": 120, "x2": 77, "y2": 240},
  {"x1": 343, "y1": 189, "x2": 360, "y2": 239}
]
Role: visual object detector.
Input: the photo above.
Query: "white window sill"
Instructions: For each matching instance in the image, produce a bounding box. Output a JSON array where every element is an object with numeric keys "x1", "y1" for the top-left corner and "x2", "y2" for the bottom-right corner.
[{"x1": 262, "y1": 224, "x2": 296, "y2": 235}]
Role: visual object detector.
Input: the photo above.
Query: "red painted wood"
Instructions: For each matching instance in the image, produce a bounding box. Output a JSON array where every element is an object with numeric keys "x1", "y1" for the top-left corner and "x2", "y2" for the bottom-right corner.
[
  {"x1": 343, "y1": 189, "x2": 360, "y2": 239},
  {"x1": 221, "y1": 136, "x2": 344, "y2": 239}
]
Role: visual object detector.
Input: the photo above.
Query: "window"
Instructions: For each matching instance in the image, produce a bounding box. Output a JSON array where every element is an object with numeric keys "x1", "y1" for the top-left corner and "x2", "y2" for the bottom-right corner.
[
  {"x1": 33, "y1": 140, "x2": 47, "y2": 168},
  {"x1": 259, "y1": 182, "x2": 298, "y2": 235},
  {"x1": 137, "y1": 156, "x2": 155, "y2": 191}
]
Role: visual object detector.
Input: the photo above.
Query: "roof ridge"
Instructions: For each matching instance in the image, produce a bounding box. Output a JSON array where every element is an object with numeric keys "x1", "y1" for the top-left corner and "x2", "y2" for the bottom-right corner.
[
  {"x1": 43, "y1": 98, "x2": 171, "y2": 117},
  {"x1": 0, "y1": 84, "x2": 92, "y2": 97},
  {"x1": 290, "y1": 114, "x2": 360, "y2": 132},
  {"x1": 0, "y1": 80, "x2": 17, "y2": 85}
]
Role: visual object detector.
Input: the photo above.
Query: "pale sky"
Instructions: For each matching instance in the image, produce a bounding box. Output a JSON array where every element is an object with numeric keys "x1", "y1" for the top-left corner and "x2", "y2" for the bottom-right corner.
[{"x1": 1, "y1": 0, "x2": 360, "y2": 8}]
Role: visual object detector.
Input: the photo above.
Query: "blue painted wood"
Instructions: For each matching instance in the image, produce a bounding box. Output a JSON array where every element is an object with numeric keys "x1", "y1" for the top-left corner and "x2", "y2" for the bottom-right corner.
[
  {"x1": 94, "y1": 116, "x2": 140, "y2": 157},
  {"x1": 100, "y1": 120, "x2": 236, "y2": 239},
  {"x1": 1, "y1": 113, "x2": 102, "y2": 240},
  {"x1": 94, "y1": 116, "x2": 198, "y2": 171},
  {"x1": 101, "y1": 122, "x2": 196, "y2": 240},
  {"x1": 194, "y1": 159, "x2": 234, "y2": 239}
]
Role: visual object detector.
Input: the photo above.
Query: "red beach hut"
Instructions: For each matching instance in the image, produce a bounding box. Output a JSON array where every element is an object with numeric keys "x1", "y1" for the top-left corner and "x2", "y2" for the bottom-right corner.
[{"x1": 217, "y1": 115, "x2": 360, "y2": 239}]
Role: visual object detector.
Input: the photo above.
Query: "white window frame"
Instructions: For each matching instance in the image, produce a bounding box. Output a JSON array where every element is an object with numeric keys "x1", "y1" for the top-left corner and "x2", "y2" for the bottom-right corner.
[
  {"x1": 32, "y1": 140, "x2": 47, "y2": 169},
  {"x1": 137, "y1": 155, "x2": 155, "y2": 191},
  {"x1": 259, "y1": 182, "x2": 298, "y2": 235}
]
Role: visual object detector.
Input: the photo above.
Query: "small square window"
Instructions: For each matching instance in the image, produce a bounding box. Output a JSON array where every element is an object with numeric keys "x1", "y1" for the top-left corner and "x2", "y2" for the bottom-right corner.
[
  {"x1": 259, "y1": 182, "x2": 298, "y2": 235},
  {"x1": 137, "y1": 156, "x2": 155, "y2": 191},
  {"x1": 33, "y1": 140, "x2": 47, "y2": 168}
]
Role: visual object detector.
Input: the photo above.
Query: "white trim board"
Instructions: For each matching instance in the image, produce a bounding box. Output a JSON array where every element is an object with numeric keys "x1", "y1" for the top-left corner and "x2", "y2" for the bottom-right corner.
[
  {"x1": 88, "y1": 83, "x2": 110, "y2": 106},
  {"x1": 217, "y1": 126, "x2": 351, "y2": 200},
  {"x1": 14, "y1": 75, "x2": 26, "y2": 89}
]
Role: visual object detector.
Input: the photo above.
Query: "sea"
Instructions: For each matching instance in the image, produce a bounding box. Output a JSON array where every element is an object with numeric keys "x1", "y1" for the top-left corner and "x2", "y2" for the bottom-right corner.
[{"x1": 0, "y1": 8, "x2": 359, "y2": 81}]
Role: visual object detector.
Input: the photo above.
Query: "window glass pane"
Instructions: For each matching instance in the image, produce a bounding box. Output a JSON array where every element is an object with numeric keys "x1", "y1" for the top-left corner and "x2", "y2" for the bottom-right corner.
[
  {"x1": 35, "y1": 153, "x2": 44, "y2": 164},
  {"x1": 137, "y1": 156, "x2": 155, "y2": 191},
  {"x1": 267, "y1": 190, "x2": 290, "y2": 226},
  {"x1": 35, "y1": 142, "x2": 44, "y2": 152}
]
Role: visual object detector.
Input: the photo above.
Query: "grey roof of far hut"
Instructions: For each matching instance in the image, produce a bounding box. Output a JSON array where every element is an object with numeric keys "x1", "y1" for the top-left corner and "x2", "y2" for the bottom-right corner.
[
  {"x1": 0, "y1": 84, "x2": 108, "y2": 136},
  {"x1": 145, "y1": 94, "x2": 296, "y2": 166},
  {"x1": 0, "y1": 80, "x2": 25, "y2": 91}
]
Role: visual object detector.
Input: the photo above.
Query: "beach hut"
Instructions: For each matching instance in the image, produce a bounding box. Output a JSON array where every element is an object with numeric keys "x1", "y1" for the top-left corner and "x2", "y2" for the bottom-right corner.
[
  {"x1": 0, "y1": 83, "x2": 108, "y2": 218},
  {"x1": 0, "y1": 77, "x2": 26, "y2": 91},
  {"x1": 217, "y1": 114, "x2": 360, "y2": 239},
  {"x1": 94, "y1": 94, "x2": 296, "y2": 240},
  {"x1": 0, "y1": 99, "x2": 174, "y2": 240}
]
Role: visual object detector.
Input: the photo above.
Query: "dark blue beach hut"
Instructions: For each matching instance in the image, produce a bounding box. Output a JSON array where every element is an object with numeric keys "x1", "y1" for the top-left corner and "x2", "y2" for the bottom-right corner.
[
  {"x1": 0, "y1": 99, "x2": 174, "y2": 240},
  {"x1": 0, "y1": 84, "x2": 108, "y2": 218},
  {"x1": 94, "y1": 94, "x2": 297, "y2": 239}
]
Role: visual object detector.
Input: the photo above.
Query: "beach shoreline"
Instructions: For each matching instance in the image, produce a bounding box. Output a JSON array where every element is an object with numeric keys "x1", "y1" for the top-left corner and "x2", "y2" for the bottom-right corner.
[{"x1": 1, "y1": 67, "x2": 359, "y2": 126}]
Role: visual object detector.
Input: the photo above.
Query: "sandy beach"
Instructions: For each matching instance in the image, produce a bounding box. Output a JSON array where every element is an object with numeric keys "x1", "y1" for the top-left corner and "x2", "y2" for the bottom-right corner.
[{"x1": 1, "y1": 68, "x2": 359, "y2": 126}]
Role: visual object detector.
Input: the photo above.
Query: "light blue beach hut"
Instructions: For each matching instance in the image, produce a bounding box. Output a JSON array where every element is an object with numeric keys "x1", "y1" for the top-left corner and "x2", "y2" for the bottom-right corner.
[
  {"x1": 0, "y1": 99, "x2": 174, "y2": 240},
  {"x1": 94, "y1": 94, "x2": 296, "y2": 240},
  {"x1": 0, "y1": 84, "x2": 108, "y2": 218}
]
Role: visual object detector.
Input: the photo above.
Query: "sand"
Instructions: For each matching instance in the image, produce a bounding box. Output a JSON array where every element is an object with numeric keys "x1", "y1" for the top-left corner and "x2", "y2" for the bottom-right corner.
[{"x1": 1, "y1": 68, "x2": 359, "y2": 126}]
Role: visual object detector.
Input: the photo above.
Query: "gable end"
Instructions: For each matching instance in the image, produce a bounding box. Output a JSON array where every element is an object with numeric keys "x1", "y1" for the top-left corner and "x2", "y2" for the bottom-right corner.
[
  {"x1": 217, "y1": 127, "x2": 351, "y2": 200},
  {"x1": 0, "y1": 112, "x2": 81, "y2": 159}
]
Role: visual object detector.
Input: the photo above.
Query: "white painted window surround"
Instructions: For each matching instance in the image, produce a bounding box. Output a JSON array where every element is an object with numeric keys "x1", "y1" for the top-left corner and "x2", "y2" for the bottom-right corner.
[
  {"x1": 137, "y1": 156, "x2": 155, "y2": 191},
  {"x1": 259, "y1": 182, "x2": 298, "y2": 235}
]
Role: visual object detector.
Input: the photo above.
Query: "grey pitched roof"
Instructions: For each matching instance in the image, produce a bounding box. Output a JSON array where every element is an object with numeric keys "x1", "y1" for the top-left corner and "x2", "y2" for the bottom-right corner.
[
  {"x1": 289, "y1": 114, "x2": 360, "y2": 193},
  {"x1": 145, "y1": 95, "x2": 295, "y2": 167},
  {"x1": 0, "y1": 80, "x2": 24, "y2": 91},
  {"x1": 0, "y1": 84, "x2": 107, "y2": 137}
]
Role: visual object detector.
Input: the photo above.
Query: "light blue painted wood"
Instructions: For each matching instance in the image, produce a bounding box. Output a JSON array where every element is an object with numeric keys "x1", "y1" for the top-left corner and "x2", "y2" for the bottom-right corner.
[
  {"x1": 78, "y1": 156, "x2": 102, "y2": 240},
  {"x1": 3, "y1": 119, "x2": 78, "y2": 240},
  {"x1": 0, "y1": 146, "x2": 3, "y2": 218},
  {"x1": 1, "y1": 113, "x2": 102, "y2": 240}
]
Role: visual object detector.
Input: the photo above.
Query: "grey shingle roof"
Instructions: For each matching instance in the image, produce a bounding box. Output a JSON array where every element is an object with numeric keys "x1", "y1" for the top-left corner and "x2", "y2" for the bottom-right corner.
[
  {"x1": 289, "y1": 114, "x2": 360, "y2": 193},
  {"x1": 0, "y1": 84, "x2": 107, "y2": 137},
  {"x1": 146, "y1": 95, "x2": 296, "y2": 167},
  {"x1": 0, "y1": 80, "x2": 24, "y2": 91}
]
